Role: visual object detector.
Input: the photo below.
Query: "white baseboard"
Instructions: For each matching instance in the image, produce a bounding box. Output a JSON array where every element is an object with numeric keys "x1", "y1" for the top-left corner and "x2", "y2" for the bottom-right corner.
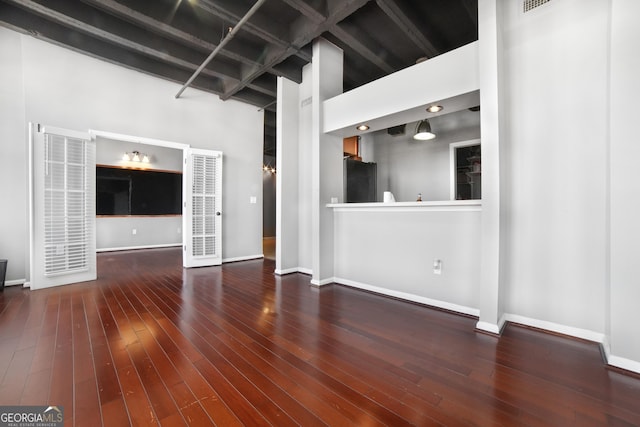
[
  {"x1": 503, "y1": 313, "x2": 606, "y2": 344},
  {"x1": 310, "y1": 277, "x2": 334, "y2": 287},
  {"x1": 600, "y1": 335, "x2": 640, "y2": 374},
  {"x1": 222, "y1": 254, "x2": 264, "y2": 263},
  {"x1": 297, "y1": 267, "x2": 312, "y2": 276},
  {"x1": 3, "y1": 279, "x2": 26, "y2": 287},
  {"x1": 607, "y1": 354, "x2": 640, "y2": 374},
  {"x1": 274, "y1": 267, "x2": 300, "y2": 275},
  {"x1": 97, "y1": 243, "x2": 181, "y2": 252},
  {"x1": 333, "y1": 277, "x2": 479, "y2": 317},
  {"x1": 475, "y1": 314, "x2": 507, "y2": 335}
]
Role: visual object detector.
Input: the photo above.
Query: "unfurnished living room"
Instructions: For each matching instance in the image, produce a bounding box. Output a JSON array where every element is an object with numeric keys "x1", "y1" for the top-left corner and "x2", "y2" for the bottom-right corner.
[{"x1": 1, "y1": 0, "x2": 640, "y2": 426}]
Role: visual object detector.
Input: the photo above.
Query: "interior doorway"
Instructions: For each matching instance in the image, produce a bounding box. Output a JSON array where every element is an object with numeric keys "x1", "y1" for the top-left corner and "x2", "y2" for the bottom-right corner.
[{"x1": 263, "y1": 110, "x2": 276, "y2": 261}]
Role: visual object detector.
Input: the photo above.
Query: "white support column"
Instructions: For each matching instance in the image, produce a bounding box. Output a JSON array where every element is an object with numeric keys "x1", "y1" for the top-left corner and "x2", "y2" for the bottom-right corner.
[
  {"x1": 476, "y1": 0, "x2": 506, "y2": 334},
  {"x1": 311, "y1": 38, "x2": 343, "y2": 286},
  {"x1": 275, "y1": 77, "x2": 300, "y2": 274}
]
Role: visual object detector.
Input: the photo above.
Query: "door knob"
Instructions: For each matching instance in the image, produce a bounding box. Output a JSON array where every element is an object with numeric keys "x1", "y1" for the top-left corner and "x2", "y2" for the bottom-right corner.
[{"x1": 216, "y1": 212, "x2": 221, "y2": 216}]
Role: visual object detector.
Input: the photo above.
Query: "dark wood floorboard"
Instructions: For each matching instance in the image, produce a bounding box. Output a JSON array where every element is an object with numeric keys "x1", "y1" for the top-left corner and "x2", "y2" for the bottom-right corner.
[{"x1": 0, "y1": 247, "x2": 639, "y2": 426}]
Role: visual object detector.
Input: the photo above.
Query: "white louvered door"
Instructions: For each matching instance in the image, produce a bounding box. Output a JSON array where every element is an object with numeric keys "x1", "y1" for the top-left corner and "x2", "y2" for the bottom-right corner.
[
  {"x1": 183, "y1": 148, "x2": 222, "y2": 268},
  {"x1": 30, "y1": 124, "x2": 96, "y2": 289}
]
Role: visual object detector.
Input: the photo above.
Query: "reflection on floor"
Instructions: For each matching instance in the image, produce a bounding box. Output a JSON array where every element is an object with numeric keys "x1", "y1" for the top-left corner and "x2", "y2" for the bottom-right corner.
[{"x1": 263, "y1": 237, "x2": 275, "y2": 260}]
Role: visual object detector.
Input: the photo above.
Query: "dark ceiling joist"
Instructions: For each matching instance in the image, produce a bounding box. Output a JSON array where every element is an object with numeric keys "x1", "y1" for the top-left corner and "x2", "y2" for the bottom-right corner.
[
  {"x1": 78, "y1": 0, "x2": 246, "y2": 66},
  {"x1": 281, "y1": 0, "x2": 325, "y2": 23},
  {"x1": 284, "y1": 0, "x2": 395, "y2": 74},
  {"x1": 221, "y1": 0, "x2": 370, "y2": 101},
  {"x1": 5, "y1": 0, "x2": 277, "y2": 100},
  {"x1": 195, "y1": 0, "x2": 311, "y2": 63},
  {"x1": 78, "y1": 0, "x2": 300, "y2": 86},
  {"x1": 375, "y1": 0, "x2": 439, "y2": 59},
  {"x1": 0, "y1": 2, "x2": 224, "y2": 95},
  {"x1": 6, "y1": 0, "x2": 242, "y2": 79},
  {"x1": 329, "y1": 25, "x2": 395, "y2": 74},
  {"x1": 461, "y1": 0, "x2": 478, "y2": 30}
]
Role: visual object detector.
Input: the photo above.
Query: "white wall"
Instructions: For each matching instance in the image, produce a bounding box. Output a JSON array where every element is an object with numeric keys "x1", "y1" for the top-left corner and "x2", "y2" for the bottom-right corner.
[
  {"x1": 501, "y1": 0, "x2": 609, "y2": 334},
  {"x1": 96, "y1": 137, "x2": 183, "y2": 171},
  {"x1": 0, "y1": 28, "x2": 263, "y2": 282},
  {"x1": 609, "y1": 0, "x2": 640, "y2": 370},
  {"x1": 334, "y1": 206, "x2": 481, "y2": 314},
  {"x1": 362, "y1": 111, "x2": 481, "y2": 202},
  {"x1": 0, "y1": 28, "x2": 27, "y2": 285}
]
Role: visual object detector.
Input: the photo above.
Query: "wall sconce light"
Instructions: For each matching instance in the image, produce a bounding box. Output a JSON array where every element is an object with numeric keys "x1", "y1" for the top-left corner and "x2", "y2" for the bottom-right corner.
[
  {"x1": 263, "y1": 165, "x2": 276, "y2": 173},
  {"x1": 123, "y1": 151, "x2": 150, "y2": 163},
  {"x1": 413, "y1": 119, "x2": 436, "y2": 140}
]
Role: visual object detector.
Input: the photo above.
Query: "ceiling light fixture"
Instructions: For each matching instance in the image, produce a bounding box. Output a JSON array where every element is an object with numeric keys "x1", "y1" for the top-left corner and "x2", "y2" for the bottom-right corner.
[
  {"x1": 413, "y1": 119, "x2": 436, "y2": 140},
  {"x1": 426, "y1": 105, "x2": 443, "y2": 113},
  {"x1": 356, "y1": 124, "x2": 369, "y2": 131},
  {"x1": 122, "y1": 150, "x2": 150, "y2": 164}
]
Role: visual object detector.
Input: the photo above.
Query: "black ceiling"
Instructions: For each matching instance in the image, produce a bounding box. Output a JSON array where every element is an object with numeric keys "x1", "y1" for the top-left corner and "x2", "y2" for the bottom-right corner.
[{"x1": 0, "y1": 0, "x2": 478, "y2": 156}]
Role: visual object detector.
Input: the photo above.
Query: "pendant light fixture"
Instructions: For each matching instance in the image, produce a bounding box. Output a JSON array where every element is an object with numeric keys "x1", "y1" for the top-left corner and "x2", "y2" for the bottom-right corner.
[{"x1": 413, "y1": 119, "x2": 436, "y2": 140}]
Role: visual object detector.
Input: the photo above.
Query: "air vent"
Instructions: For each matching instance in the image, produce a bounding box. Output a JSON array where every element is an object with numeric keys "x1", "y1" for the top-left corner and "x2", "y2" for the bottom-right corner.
[
  {"x1": 524, "y1": 0, "x2": 551, "y2": 12},
  {"x1": 387, "y1": 124, "x2": 405, "y2": 136}
]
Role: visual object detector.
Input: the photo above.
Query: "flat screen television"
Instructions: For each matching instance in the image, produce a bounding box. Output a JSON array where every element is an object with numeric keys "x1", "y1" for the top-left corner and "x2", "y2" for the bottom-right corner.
[{"x1": 96, "y1": 166, "x2": 182, "y2": 215}]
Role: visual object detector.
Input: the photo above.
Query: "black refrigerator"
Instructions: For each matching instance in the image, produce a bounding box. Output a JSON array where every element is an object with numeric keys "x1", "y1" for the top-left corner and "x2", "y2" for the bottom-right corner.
[{"x1": 344, "y1": 158, "x2": 377, "y2": 203}]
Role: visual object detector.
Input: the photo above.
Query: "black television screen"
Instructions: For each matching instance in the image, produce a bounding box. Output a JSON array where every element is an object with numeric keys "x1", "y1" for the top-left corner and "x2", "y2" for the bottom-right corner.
[{"x1": 96, "y1": 166, "x2": 182, "y2": 215}]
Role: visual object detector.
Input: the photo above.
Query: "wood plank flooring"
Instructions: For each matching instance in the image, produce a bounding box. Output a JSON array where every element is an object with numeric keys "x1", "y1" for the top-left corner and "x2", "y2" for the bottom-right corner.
[{"x1": 1, "y1": 247, "x2": 639, "y2": 426}]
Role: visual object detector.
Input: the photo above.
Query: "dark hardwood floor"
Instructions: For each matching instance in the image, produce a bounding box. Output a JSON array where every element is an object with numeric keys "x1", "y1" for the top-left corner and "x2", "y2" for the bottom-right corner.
[{"x1": 0, "y1": 248, "x2": 639, "y2": 426}]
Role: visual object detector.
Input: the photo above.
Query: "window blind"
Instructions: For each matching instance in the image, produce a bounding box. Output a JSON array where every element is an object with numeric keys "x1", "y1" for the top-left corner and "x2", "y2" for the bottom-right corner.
[
  {"x1": 191, "y1": 154, "x2": 217, "y2": 257},
  {"x1": 44, "y1": 134, "x2": 94, "y2": 276}
]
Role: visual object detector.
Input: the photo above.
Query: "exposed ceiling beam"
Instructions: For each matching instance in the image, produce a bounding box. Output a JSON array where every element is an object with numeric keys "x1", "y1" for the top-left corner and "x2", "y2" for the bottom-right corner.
[
  {"x1": 286, "y1": 0, "x2": 396, "y2": 73},
  {"x1": 329, "y1": 25, "x2": 395, "y2": 74},
  {"x1": 0, "y1": 2, "x2": 224, "y2": 95},
  {"x1": 195, "y1": 0, "x2": 312, "y2": 63},
  {"x1": 221, "y1": 0, "x2": 371, "y2": 101},
  {"x1": 461, "y1": 0, "x2": 478, "y2": 31},
  {"x1": 5, "y1": 0, "x2": 276, "y2": 99},
  {"x1": 6, "y1": 0, "x2": 242, "y2": 79},
  {"x1": 280, "y1": 0, "x2": 325, "y2": 23},
  {"x1": 78, "y1": 0, "x2": 300, "y2": 86},
  {"x1": 77, "y1": 0, "x2": 247, "y2": 67},
  {"x1": 375, "y1": 0, "x2": 438, "y2": 59}
]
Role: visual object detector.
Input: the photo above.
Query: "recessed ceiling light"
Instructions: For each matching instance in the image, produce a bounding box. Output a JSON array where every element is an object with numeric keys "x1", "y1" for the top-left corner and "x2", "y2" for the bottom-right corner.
[
  {"x1": 356, "y1": 124, "x2": 369, "y2": 131},
  {"x1": 426, "y1": 105, "x2": 443, "y2": 113}
]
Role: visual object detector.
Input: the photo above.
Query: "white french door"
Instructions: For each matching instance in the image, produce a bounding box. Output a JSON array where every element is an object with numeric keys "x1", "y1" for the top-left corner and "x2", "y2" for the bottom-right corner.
[
  {"x1": 30, "y1": 124, "x2": 96, "y2": 289},
  {"x1": 183, "y1": 148, "x2": 223, "y2": 268}
]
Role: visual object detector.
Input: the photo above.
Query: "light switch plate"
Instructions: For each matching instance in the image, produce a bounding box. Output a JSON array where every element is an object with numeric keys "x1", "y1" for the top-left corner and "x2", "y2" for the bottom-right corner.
[{"x1": 250, "y1": 196, "x2": 257, "y2": 204}]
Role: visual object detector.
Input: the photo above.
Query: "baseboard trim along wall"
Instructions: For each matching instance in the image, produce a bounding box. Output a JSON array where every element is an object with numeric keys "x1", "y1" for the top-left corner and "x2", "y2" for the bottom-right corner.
[
  {"x1": 275, "y1": 267, "x2": 300, "y2": 275},
  {"x1": 97, "y1": 243, "x2": 181, "y2": 252},
  {"x1": 275, "y1": 267, "x2": 313, "y2": 276},
  {"x1": 333, "y1": 277, "x2": 480, "y2": 317},
  {"x1": 503, "y1": 313, "x2": 606, "y2": 344},
  {"x1": 4, "y1": 279, "x2": 26, "y2": 287},
  {"x1": 222, "y1": 254, "x2": 264, "y2": 263},
  {"x1": 310, "y1": 277, "x2": 334, "y2": 287}
]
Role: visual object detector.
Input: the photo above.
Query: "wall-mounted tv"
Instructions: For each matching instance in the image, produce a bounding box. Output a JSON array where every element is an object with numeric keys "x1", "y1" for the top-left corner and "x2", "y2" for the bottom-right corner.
[{"x1": 96, "y1": 166, "x2": 182, "y2": 215}]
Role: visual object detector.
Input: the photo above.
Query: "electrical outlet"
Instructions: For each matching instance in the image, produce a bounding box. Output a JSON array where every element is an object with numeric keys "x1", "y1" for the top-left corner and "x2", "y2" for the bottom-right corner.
[
  {"x1": 132, "y1": 229, "x2": 137, "y2": 235},
  {"x1": 250, "y1": 196, "x2": 257, "y2": 204},
  {"x1": 433, "y1": 259, "x2": 442, "y2": 275}
]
